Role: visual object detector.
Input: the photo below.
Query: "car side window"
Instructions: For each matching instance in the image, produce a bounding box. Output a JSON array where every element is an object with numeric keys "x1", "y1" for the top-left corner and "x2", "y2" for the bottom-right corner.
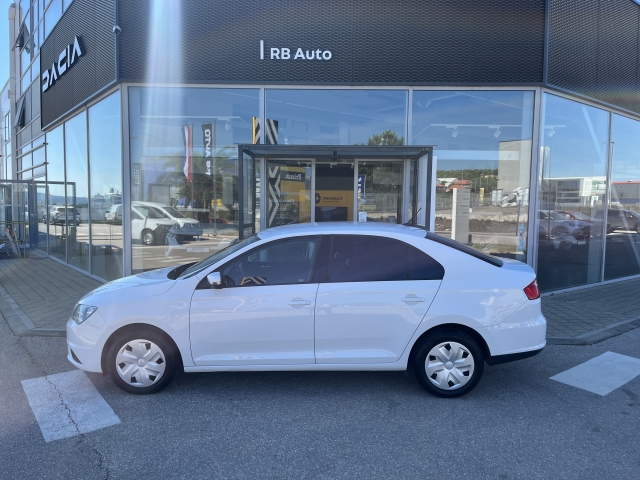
[
  {"x1": 327, "y1": 235, "x2": 443, "y2": 283},
  {"x1": 131, "y1": 210, "x2": 143, "y2": 221},
  {"x1": 220, "y1": 236, "x2": 322, "y2": 287}
]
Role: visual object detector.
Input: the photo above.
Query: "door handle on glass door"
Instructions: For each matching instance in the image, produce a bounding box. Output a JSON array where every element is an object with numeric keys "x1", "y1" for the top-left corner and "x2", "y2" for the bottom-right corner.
[
  {"x1": 402, "y1": 296, "x2": 425, "y2": 303},
  {"x1": 288, "y1": 299, "x2": 311, "y2": 307}
]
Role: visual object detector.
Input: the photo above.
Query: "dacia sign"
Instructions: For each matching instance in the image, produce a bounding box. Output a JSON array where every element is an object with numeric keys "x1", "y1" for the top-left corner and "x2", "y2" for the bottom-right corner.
[{"x1": 42, "y1": 36, "x2": 83, "y2": 93}]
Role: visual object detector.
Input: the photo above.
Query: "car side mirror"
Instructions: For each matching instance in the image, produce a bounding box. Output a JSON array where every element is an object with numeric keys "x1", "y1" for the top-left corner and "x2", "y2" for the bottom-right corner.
[{"x1": 206, "y1": 272, "x2": 222, "y2": 289}]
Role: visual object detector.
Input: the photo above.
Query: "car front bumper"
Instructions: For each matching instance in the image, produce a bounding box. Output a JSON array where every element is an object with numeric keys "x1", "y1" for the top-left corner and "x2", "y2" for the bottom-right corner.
[{"x1": 66, "y1": 313, "x2": 109, "y2": 373}]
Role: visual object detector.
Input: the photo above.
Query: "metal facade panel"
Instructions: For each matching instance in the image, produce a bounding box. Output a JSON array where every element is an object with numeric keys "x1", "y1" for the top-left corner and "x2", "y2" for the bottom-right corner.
[
  {"x1": 597, "y1": 0, "x2": 639, "y2": 112},
  {"x1": 118, "y1": 0, "x2": 545, "y2": 85},
  {"x1": 548, "y1": 0, "x2": 640, "y2": 115},
  {"x1": 548, "y1": 0, "x2": 600, "y2": 98},
  {"x1": 40, "y1": 0, "x2": 116, "y2": 128}
]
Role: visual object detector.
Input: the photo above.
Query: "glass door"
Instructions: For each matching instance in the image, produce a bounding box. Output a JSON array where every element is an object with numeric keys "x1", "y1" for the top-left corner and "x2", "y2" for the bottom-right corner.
[
  {"x1": 356, "y1": 161, "x2": 404, "y2": 223},
  {"x1": 266, "y1": 159, "x2": 312, "y2": 228},
  {"x1": 315, "y1": 160, "x2": 355, "y2": 222}
]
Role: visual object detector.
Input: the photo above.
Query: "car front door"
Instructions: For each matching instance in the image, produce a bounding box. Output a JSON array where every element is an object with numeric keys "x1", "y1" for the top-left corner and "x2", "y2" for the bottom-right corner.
[
  {"x1": 189, "y1": 236, "x2": 324, "y2": 366},
  {"x1": 315, "y1": 235, "x2": 443, "y2": 364}
]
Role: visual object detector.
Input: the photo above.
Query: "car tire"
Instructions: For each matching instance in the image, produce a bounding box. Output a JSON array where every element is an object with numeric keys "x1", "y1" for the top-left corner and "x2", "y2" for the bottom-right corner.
[
  {"x1": 141, "y1": 229, "x2": 155, "y2": 246},
  {"x1": 413, "y1": 330, "x2": 484, "y2": 398},
  {"x1": 106, "y1": 327, "x2": 179, "y2": 395}
]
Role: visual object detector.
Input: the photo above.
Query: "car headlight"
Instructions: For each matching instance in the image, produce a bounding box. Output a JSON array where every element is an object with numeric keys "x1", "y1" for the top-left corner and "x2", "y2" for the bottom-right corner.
[{"x1": 72, "y1": 304, "x2": 98, "y2": 325}]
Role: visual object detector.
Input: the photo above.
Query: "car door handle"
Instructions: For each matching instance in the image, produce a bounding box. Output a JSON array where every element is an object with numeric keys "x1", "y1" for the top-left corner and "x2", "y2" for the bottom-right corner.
[
  {"x1": 288, "y1": 299, "x2": 311, "y2": 307},
  {"x1": 402, "y1": 296, "x2": 425, "y2": 303}
]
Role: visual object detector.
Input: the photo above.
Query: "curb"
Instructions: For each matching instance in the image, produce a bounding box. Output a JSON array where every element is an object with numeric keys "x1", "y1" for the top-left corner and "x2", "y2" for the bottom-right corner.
[{"x1": 546, "y1": 317, "x2": 640, "y2": 345}]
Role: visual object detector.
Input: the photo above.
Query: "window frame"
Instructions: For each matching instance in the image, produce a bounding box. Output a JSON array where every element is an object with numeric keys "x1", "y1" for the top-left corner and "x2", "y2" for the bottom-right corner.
[
  {"x1": 323, "y1": 234, "x2": 444, "y2": 284},
  {"x1": 216, "y1": 235, "x2": 326, "y2": 288}
]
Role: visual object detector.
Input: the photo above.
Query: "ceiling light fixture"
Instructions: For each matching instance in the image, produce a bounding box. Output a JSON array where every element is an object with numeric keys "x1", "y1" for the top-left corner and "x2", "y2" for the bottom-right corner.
[{"x1": 452, "y1": 128, "x2": 459, "y2": 138}]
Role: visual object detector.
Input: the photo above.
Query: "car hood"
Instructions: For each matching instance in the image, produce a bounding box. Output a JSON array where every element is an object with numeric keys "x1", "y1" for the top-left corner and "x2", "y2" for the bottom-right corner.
[
  {"x1": 78, "y1": 267, "x2": 177, "y2": 305},
  {"x1": 175, "y1": 218, "x2": 200, "y2": 227}
]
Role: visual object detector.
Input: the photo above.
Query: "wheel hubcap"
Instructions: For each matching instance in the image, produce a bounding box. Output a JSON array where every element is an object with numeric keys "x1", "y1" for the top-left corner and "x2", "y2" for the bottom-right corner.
[
  {"x1": 115, "y1": 339, "x2": 166, "y2": 387},
  {"x1": 425, "y1": 341, "x2": 474, "y2": 390}
]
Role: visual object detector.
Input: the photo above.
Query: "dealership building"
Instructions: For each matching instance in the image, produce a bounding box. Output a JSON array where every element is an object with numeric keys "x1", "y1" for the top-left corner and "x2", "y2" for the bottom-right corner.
[{"x1": 2, "y1": 0, "x2": 640, "y2": 293}]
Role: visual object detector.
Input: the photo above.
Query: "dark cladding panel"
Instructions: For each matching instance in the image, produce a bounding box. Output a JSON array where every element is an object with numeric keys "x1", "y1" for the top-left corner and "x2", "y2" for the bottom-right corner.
[
  {"x1": 466, "y1": 0, "x2": 545, "y2": 83},
  {"x1": 235, "y1": 0, "x2": 353, "y2": 82},
  {"x1": 597, "y1": 0, "x2": 639, "y2": 112},
  {"x1": 352, "y1": 0, "x2": 544, "y2": 84},
  {"x1": 548, "y1": 0, "x2": 640, "y2": 115},
  {"x1": 352, "y1": 0, "x2": 470, "y2": 83},
  {"x1": 40, "y1": 0, "x2": 116, "y2": 128},
  {"x1": 118, "y1": 0, "x2": 545, "y2": 85},
  {"x1": 548, "y1": 0, "x2": 600, "y2": 98}
]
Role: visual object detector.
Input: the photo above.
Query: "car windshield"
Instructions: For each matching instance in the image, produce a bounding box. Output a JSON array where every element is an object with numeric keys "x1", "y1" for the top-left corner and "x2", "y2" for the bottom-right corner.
[
  {"x1": 135, "y1": 206, "x2": 169, "y2": 219},
  {"x1": 178, "y1": 235, "x2": 261, "y2": 278},
  {"x1": 163, "y1": 206, "x2": 186, "y2": 218}
]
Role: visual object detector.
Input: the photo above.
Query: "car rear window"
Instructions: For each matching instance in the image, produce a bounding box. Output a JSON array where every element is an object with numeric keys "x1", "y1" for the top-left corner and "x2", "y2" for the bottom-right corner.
[{"x1": 425, "y1": 232, "x2": 504, "y2": 268}]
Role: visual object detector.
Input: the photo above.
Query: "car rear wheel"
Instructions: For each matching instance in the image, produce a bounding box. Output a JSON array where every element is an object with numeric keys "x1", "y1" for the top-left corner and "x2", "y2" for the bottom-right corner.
[
  {"x1": 413, "y1": 330, "x2": 484, "y2": 398},
  {"x1": 141, "y1": 229, "x2": 155, "y2": 246},
  {"x1": 106, "y1": 327, "x2": 179, "y2": 394}
]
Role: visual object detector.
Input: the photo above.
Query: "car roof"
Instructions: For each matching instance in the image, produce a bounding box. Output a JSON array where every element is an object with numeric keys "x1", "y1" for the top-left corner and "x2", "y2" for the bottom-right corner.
[{"x1": 257, "y1": 222, "x2": 428, "y2": 239}]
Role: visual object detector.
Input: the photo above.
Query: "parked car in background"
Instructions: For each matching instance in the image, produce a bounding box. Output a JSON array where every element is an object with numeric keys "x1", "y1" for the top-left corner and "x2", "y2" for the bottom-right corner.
[
  {"x1": 594, "y1": 209, "x2": 640, "y2": 233},
  {"x1": 135, "y1": 201, "x2": 203, "y2": 240},
  {"x1": 538, "y1": 211, "x2": 592, "y2": 244},
  {"x1": 67, "y1": 223, "x2": 546, "y2": 398},
  {"x1": 44, "y1": 206, "x2": 80, "y2": 226},
  {"x1": 131, "y1": 203, "x2": 176, "y2": 246},
  {"x1": 555, "y1": 210, "x2": 611, "y2": 235},
  {"x1": 105, "y1": 204, "x2": 123, "y2": 224}
]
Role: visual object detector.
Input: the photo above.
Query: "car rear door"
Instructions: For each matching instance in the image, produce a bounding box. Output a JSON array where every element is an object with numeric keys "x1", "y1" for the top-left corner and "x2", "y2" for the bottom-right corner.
[
  {"x1": 189, "y1": 236, "x2": 324, "y2": 366},
  {"x1": 314, "y1": 235, "x2": 443, "y2": 364}
]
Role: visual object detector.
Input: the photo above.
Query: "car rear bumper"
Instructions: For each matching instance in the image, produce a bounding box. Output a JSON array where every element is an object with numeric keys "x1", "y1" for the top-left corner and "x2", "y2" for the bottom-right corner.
[
  {"x1": 483, "y1": 300, "x2": 547, "y2": 359},
  {"x1": 487, "y1": 346, "x2": 544, "y2": 366}
]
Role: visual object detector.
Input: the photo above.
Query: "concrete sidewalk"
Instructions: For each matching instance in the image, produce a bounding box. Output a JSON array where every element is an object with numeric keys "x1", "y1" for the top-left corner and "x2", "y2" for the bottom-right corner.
[
  {"x1": 542, "y1": 277, "x2": 640, "y2": 345},
  {"x1": 0, "y1": 254, "x2": 638, "y2": 344},
  {"x1": 0, "y1": 255, "x2": 102, "y2": 336}
]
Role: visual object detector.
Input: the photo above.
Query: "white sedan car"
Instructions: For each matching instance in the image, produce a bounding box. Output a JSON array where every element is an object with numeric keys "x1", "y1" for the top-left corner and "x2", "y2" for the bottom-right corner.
[{"x1": 67, "y1": 223, "x2": 546, "y2": 398}]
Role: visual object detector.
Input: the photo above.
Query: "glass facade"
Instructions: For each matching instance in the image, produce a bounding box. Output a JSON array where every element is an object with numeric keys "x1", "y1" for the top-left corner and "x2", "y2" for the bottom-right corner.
[
  {"x1": 265, "y1": 90, "x2": 407, "y2": 146},
  {"x1": 40, "y1": 91, "x2": 122, "y2": 279},
  {"x1": 538, "y1": 94, "x2": 609, "y2": 291},
  {"x1": 8, "y1": 83, "x2": 629, "y2": 293},
  {"x1": 412, "y1": 90, "x2": 534, "y2": 262},
  {"x1": 89, "y1": 92, "x2": 123, "y2": 280},
  {"x1": 128, "y1": 87, "x2": 259, "y2": 274},
  {"x1": 604, "y1": 114, "x2": 640, "y2": 280}
]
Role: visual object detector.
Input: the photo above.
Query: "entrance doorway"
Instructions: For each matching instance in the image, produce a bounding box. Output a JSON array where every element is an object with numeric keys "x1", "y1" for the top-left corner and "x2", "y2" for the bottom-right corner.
[{"x1": 238, "y1": 145, "x2": 434, "y2": 236}]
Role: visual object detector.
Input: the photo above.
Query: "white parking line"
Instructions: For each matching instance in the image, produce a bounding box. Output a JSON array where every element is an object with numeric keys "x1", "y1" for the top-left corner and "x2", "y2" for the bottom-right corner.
[
  {"x1": 550, "y1": 351, "x2": 640, "y2": 396},
  {"x1": 21, "y1": 370, "x2": 121, "y2": 442}
]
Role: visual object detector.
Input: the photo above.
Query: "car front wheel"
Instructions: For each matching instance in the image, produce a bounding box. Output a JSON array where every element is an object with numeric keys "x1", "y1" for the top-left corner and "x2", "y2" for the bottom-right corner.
[
  {"x1": 141, "y1": 229, "x2": 155, "y2": 246},
  {"x1": 413, "y1": 330, "x2": 484, "y2": 398},
  {"x1": 106, "y1": 327, "x2": 179, "y2": 394}
]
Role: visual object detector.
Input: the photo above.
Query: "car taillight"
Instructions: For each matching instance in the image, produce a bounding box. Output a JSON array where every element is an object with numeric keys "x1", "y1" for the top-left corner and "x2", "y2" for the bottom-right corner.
[{"x1": 524, "y1": 279, "x2": 540, "y2": 300}]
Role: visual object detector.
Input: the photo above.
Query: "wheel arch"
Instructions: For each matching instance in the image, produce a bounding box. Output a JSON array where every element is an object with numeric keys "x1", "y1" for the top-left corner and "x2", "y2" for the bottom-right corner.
[
  {"x1": 407, "y1": 323, "x2": 491, "y2": 370},
  {"x1": 101, "y1": 323, "x2": 184, "y2": 375}
]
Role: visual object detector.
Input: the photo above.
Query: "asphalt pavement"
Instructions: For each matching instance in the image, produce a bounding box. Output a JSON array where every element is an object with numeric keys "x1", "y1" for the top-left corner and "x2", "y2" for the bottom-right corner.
[{"x1": 1, "y1": 313, "x2": 640, "y2": 479}]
